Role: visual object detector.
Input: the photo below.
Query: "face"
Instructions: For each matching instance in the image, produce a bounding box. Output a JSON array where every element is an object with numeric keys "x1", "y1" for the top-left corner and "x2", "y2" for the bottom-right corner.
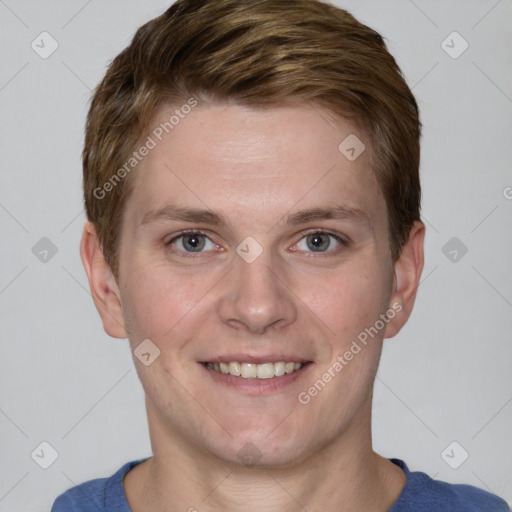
[{"x1": 94, "y1": 103, "x2": 416, "y2": 466}]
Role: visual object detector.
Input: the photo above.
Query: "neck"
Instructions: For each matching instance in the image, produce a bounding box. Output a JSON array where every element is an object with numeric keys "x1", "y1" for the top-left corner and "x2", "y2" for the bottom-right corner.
[{"x1": 124, "y1": 395, "x2": 405, "y2": 512}]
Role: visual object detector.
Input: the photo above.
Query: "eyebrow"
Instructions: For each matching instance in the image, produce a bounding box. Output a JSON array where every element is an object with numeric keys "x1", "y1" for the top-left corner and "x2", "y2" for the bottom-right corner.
[{"x1": 140, "y1": 204, "x2": 371, "y2": 229}]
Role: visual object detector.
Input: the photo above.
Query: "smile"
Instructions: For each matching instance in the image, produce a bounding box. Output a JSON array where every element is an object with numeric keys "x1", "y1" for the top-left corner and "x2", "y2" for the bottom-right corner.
[{"x1": 205, "y1": 361, "x2": 304, "y2": 379}]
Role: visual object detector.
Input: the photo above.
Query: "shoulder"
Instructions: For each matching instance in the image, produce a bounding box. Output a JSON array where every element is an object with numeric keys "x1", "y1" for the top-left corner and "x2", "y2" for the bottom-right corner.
[
  {"x1": 389, "y1": 459, "x2": 510, "y2": 512},
  {"x1": 51, "y1": 458, "x2": 149, "y2": 512}
]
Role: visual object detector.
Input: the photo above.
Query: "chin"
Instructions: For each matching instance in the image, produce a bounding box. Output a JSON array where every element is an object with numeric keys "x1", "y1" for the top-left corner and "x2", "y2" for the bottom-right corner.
[{"x1": 203, "y1": 427, "x2": 315, "y2": 469}]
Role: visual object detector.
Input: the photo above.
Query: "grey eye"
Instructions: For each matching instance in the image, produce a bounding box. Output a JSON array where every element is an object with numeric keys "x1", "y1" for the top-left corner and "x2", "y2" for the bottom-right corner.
[{"x1": 295, "y1": 233, "x2": 342, "y2": 253}]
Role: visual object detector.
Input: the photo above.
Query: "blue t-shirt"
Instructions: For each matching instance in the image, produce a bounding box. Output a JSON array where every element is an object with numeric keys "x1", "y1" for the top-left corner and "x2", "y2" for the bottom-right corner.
[{"x1": 52, "y1": 457, "x2": 509, "y2": 511}]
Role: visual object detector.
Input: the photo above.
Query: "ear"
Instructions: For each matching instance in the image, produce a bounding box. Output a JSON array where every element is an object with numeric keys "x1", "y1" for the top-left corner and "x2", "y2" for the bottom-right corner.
[
  {"x1": 80, "y1": 221, "x2": 127, "y2": 339},
  {"x1": 384, "y1": 221, "x2": 425, "y2": 339}
]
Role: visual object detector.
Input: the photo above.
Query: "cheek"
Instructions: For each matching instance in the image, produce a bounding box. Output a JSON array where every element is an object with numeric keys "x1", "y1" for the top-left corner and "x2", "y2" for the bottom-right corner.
[
  {"x1": 303, "y1": 263, "x2": 390, "y2": 403},
  {"x1": 120, "y1": 262, "x2": 208, "y2": 341},
  {"x1": 299, "y1": 259, "x2": 391, "y2": 343}
]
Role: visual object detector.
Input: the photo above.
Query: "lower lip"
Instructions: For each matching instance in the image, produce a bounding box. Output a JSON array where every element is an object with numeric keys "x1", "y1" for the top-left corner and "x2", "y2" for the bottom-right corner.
[{"x1": 199, "y1": 363, "x2": 313, "y2": 395}]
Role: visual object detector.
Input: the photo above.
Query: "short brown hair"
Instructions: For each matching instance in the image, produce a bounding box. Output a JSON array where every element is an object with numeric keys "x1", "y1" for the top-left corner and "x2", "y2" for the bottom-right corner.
[{"x1": 83, "y1": 0, "x2": 421, "y2": 277}]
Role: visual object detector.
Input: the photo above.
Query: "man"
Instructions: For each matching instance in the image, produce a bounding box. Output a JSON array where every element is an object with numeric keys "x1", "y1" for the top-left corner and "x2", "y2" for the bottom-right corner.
[{"x1": 52, "y1": 0, "x2": 509, "y2": 510}]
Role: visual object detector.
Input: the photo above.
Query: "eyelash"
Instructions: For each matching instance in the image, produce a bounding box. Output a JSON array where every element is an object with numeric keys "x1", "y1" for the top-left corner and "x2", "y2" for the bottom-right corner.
[{"x1": 166, "y1": 229, "x2": 349, "y2": 259}]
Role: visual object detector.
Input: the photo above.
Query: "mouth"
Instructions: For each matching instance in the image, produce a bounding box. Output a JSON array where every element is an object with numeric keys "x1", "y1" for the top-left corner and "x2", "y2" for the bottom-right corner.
[
  {"x1": 199, "y1": 354, "x2": 314, "y2": 394},
  {"x1": 204, "y1": 361, "x2": 306, "y2": 379}
]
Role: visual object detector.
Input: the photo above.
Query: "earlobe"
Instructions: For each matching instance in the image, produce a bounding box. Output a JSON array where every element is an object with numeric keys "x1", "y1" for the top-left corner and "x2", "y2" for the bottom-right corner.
[
  {"x1": 80, "y1": 221, "x2": 127, "y2": 339},
  {"x1": 384, "y1": 221, "x2": 425, "y2": 339}
]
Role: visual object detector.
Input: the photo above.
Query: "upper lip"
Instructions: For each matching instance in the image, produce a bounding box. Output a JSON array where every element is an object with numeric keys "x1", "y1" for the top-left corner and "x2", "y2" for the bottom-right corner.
[{"x1": 201, "y1": 353, "x2": 312, "y2": 364}]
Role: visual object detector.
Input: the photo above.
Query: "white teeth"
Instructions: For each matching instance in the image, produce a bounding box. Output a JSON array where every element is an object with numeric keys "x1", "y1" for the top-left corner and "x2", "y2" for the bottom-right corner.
[
  {"x1": 206, "y1": 361, "x2": 304, "y2": 378},
  {"x1": 229, "y1": 361, "x2": 241, "y2": 376},
  {"x1": 256, "y1": 363, "x2": 275, "y2": 379},
  {"x1": 241, "y1": 363, "x2": 257, "y2": 378},
  {"x1": 274, "y1": 362, "x2": 286, "y2": 377}
]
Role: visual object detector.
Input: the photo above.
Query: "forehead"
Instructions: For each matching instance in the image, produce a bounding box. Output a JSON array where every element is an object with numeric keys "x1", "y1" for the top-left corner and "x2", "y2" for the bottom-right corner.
[{"x1": 125, "y1": 103, "x2": 385, "y2": 230}]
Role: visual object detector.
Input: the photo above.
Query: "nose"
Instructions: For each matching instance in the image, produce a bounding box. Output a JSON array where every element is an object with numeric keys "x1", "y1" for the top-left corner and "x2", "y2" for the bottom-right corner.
[{"x1": 217, "y1": 251, "x2": 297, "y2": 335}]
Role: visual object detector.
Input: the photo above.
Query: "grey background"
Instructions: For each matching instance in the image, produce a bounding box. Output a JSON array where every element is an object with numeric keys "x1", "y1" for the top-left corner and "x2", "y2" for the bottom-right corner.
[{"x1": 0, "y1": 0, "x2": 511, "y2": 510}]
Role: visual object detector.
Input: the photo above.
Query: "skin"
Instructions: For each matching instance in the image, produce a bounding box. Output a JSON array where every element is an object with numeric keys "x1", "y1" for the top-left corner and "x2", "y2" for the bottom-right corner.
[{"x1": 81, "y1": 103, "x2": 424, "y2": 511}]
